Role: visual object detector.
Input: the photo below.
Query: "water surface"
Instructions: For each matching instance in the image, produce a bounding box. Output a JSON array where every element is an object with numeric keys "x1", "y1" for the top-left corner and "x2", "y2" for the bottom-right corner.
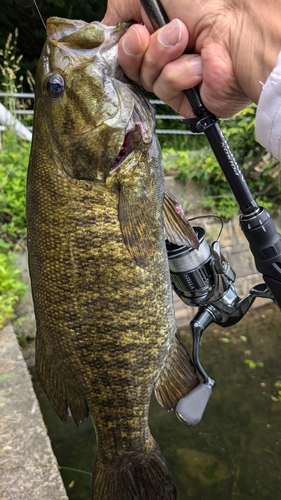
[{"x1": 27, "y1": 303, "x2": 281, "y2": 499}]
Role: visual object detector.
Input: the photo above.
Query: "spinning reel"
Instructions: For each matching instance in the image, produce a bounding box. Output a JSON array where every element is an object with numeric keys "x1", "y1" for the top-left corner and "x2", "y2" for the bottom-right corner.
[{"x1": 166, "y1": 217, "x2": 275, "y2": 425}]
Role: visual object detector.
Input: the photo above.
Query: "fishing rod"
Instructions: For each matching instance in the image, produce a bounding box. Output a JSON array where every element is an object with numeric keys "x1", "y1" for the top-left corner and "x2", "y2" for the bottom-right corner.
[{"x1": 140, "y1": 0, "x2": 281, "y2": 425}]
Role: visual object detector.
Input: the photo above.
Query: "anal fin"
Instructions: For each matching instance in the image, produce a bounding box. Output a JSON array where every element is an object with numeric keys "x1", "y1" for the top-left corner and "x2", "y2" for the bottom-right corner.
[
  {"x1": 36, "y1": 336, "x2": 89, "y2": 425},
  {"x1": 154, "y1": 330, "x2": 199, "y2": 411}
]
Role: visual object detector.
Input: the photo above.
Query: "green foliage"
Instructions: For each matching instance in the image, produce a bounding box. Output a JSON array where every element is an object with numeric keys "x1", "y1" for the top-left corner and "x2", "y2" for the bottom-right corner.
[
  {"x1": 162, "y1": 149, "x2": 191, "y2": 177},
  {"x1": 0, "y1": 238, "x2": 26, "y2": 329},
  {"x1": 0, "y1": 130, "x2": 29, "y2": 244},
  {"x1": 0, "y1": 131, "x2": 29, "y2": 328},
  {"x1": 163, "y1": 105, "x2": 281, "y2": 219},
  {"x1": 0, "y1": 33, "x2": 30, "y2": 329}
]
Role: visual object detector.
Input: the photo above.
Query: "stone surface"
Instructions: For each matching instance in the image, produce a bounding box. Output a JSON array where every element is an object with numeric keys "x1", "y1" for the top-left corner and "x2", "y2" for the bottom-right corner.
[{"x1": 0, "y1": 324, "x2": 68, "y2": 500}]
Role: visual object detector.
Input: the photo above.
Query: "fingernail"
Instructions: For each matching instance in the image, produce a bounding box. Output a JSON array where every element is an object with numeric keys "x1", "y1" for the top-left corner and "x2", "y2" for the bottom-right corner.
[
  {"x1": 158, "y1": 19, "x2": 182, "y2": 48},
  {"x1": 191, "y1": 55, "x2": 203, "y2": 76},
  {"x1": 122, "y1": 26, "x2": 142, "y2": 56}
]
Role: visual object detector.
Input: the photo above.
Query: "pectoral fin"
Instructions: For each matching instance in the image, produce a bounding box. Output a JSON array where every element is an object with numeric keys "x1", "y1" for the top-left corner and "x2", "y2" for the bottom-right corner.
[
  {"x1": 163, "y1": 189, "x2": 199, "y2": 249},
  {"x1": 119, "y1": 184, "x2": 159, "y2": 268}
]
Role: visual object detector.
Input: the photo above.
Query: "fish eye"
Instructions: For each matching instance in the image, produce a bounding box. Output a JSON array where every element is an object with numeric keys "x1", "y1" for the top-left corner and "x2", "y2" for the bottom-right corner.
[{"x1": 46, "y1": 73, "x2": 65, "y2": 99}]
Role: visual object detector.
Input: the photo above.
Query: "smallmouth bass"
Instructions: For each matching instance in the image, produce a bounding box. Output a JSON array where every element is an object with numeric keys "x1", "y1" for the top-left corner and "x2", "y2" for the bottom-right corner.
[{"x1": 27, "y1": 18, "x2": 199, "y2": 500}]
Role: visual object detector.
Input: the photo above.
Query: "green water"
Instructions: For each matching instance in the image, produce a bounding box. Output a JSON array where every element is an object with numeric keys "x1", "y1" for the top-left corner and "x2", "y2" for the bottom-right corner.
[{"x1": 28, "y1": 304, "x2": 281, "y2": 499}]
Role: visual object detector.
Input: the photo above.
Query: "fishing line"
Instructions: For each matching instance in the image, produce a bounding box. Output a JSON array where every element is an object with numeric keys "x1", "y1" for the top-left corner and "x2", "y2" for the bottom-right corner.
[
  {"x1": 178, "y1": 175, "x2": 193, "y2": 203},
  {"x1": 194, "y1": 0, "x2": 223, "y2": 44},
  {"x1": 33, "y1": 0, "x2": 46, "y2": 29}
]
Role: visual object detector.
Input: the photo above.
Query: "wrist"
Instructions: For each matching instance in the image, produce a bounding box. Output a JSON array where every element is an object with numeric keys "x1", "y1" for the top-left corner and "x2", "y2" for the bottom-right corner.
[{"x1": 233, "y1": 1, "x2": 281, "y2": 103}]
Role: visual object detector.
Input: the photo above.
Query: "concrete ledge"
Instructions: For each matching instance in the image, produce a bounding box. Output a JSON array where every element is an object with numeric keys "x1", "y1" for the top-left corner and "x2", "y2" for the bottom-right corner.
[{"x1": 0, "y1": 324, "x2": 68, "y2": 500}]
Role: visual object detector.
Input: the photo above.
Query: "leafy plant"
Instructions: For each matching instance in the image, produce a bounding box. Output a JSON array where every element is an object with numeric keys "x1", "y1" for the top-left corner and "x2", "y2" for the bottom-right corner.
[
  {"x1": 0, "y1": 238, "x2": 26, "y2": 329},
  {"x1": 0, "y1": 130, "x2": 30, "y2": 245},
  {"x1": 0, "y1": 30, "x2": 30, "y2": 329},
  {"x1": 0, "y1": 131, "x2": 28, "y2": 327}
]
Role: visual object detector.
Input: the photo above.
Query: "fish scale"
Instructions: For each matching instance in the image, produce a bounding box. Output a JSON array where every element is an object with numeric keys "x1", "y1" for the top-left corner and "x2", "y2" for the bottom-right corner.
[{"x1": 27, "y1": 17, "x2": 199, "y2": 500}]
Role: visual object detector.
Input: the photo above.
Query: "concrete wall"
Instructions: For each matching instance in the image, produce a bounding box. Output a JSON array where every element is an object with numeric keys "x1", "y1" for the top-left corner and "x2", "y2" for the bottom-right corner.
[{"x1": 0, "y1": 324, "x2": 68, "y2": 500}]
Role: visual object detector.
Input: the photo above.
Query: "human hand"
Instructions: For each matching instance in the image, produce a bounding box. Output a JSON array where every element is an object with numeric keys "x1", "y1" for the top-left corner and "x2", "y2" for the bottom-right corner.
[{"x1": 103, "y1": 0, "x2": 281, "y2": 119}]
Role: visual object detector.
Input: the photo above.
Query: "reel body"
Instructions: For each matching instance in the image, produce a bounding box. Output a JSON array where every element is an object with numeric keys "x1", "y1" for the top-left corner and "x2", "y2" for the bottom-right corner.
[{"x1": 166, "y1": 220, "x2": 273, "y2": 425}]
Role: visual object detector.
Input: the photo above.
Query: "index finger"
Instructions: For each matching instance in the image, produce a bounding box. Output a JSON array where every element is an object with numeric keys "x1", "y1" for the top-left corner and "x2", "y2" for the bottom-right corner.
[{"x1": 118, "y1": 19, "x2": 189, "y2": 90}]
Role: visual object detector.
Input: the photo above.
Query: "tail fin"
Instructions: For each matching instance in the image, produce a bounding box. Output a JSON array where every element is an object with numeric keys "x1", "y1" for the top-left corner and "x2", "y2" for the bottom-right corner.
[{"x1": 92, "y1": 440, "x2": 177, "y2": 500}]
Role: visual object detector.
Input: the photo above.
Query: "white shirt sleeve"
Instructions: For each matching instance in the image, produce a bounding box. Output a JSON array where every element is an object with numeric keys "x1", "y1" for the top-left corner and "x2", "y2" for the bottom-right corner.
[{"x1": 255, "y1": 51, "x2": 281, "y2": 161}]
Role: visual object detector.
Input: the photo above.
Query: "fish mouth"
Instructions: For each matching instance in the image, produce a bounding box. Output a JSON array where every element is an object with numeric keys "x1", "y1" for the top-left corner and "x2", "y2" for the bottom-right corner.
[
  {"x1": 110, "y1": 132, "x2": 131, "y2": 171},
  {"x1": 110, "y1": 105, "x2": 152, "y2": 172}
]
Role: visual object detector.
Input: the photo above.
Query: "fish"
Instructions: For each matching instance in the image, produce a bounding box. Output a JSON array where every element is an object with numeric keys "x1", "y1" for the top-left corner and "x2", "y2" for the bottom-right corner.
[{"x1": 26, "y1": 17, "x2": 199, "y2": 500}]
